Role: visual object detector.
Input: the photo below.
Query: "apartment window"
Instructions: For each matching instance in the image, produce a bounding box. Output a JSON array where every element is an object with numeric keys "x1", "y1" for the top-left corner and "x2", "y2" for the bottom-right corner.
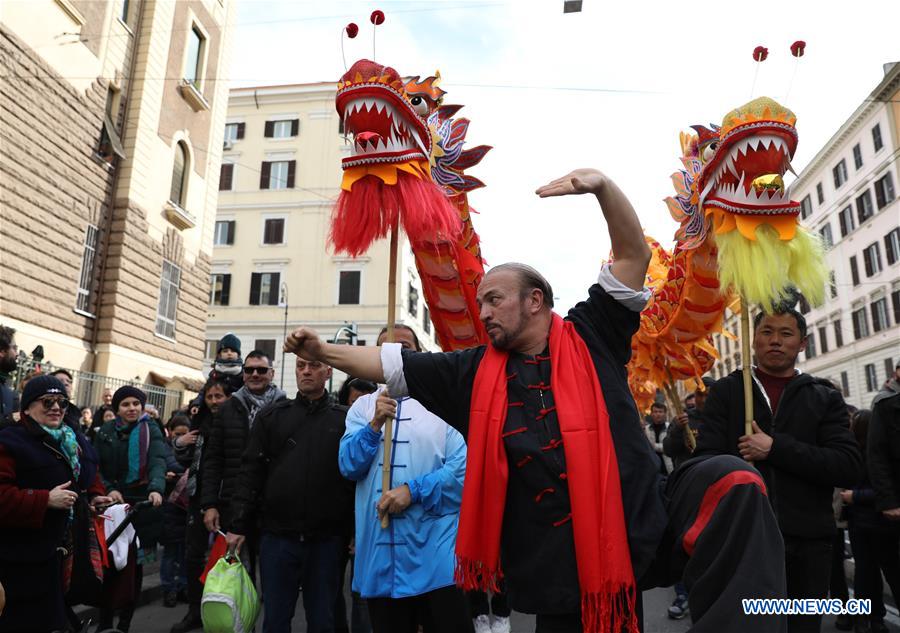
[
  {"x1": 833, "y1": 320, "x2": 844, "y2": 348},
  {"x1": 817, "y1": 326, "x2": 829, "y2": 354},
  {"x1": 214, "y1": 220, "x2": 235, "y2": 246},
  {"x1": 872, "y1": 297, "x2": 889, "y2": 333},
  {"x1": 204, "y1": 340, "x2": 218, "y2": 360},
  {"x1": 829, "y1": 270, "x2": 838, "y2": 299},
  {"x1": 725, "y1": 359, "x2": 732, "y2": 373},
  {"x1": 850, "y1": 256, "x2": 860, "y2": 286},
  {"x1": 818, "y1": 224, "x2": 833, "y2": 249},
  {"x1": 224, "y1": 123, "x2": 245, "y2": 143},
  {"x1": 259, "y1": 160, "x2": 295, "y2": 190},
  {"x1": 249, "y1": 272, "x2": 280, "y2": 305},
  {"x1": 423, "y1": 305, "x2": 431, "y2": 335},
  {"x1": 170, "y1": 142, "x2": 188, "y2": 207},
  {"x1": 184, "y1": 26, "x2": 205, "y2": 89},
  {"x1": 852, "y1": 306, "x2": 869, "y2": 340},
  {"x1": 800, "y1": 195, "x2": 812, "y2": 220},
  {"x1": 865, "y1": 364, "x2": 878, "y2": 392},
  {"x1": 254, "y1": 339, "x2": 276, "y2": 362},
  {"x1": 886, "y1": 228, "x2": 900, "y2": 266},
  {"x1": 263, "y1": 218, "x2": 285, "y2": 244},
  {"x1": 75, "y1": 224, "x2": 100, "y2": 314},
  {"x1": 894, "y1": 289, "x2": 900, "y2": 324},
  {"x1": 338, "y1": 270, "x2": 361, "y2": 305},
  {"x1": 798, "y1": 294, "x2": 811, "y2": 315},
  {"x1": 887, "y1": 359, "x2": 897, "y2": 383},
  {"x1": 98, "y1": 87, "x2": 125, "y2": 164},
  {"x1": 852, "y1": 143, "x2": 863, "y2": 170},
  {"x1": 407, "y1": 283, "x2": 418, "y2": 317},
  {"x1": 815, "y1": 183, "x2": 824, "y2": 205},
  {"x1": 264, "y1": 119, "x2": 299, "y2": 139},
  {"x1": 210, "y1": 273, "x2": 231, "y2": 306},
  {"x1": 155, "y1": 260, "x2": 181, "y2": 339},
  {"x1": 874, "y1": 172, "x2": 895, "y2": 209},
  {"x1": 805, "y1": 332, "x2": 816, "y2": 359},
  {"x1": 840, "y1": 371, "x2": 850, "y2": 397},
  {"x1": 832, "y1": 159, "x2": 848, "y2": 189},
  {"x1": 863, "y1": 242, "x2": 882, "y2": 277},
  {"x1": 121, "y1": 0, "x2": 130, "y2": 23},
  {"x1": 838, "y1": 205, "x2": 855, "y2": 237},
  {"x1": 856, "y1": 190, "x2": 874, "y2": 224},
  {"x1": 873, "y1": 124, "x2": 883, "y2": 152},
  {"x1": 219, "y1": 163, "x2": 234, "y2": 191}
]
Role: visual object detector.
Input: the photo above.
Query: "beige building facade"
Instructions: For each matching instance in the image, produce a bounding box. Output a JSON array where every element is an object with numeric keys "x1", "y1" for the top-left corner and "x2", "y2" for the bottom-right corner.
[
  {"x1": 1, "y1": 0, "x2": 234, "y2": 396},
  {"x1": 206, "y1": 83, "x2": 438, "y2": 395}
]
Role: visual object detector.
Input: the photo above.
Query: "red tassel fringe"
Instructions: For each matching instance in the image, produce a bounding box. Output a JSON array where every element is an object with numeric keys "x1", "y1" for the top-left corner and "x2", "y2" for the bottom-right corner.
[
  {"x1": 581, "y1": 585, "x2": 639, "y2": 633},
  {"x1": 454, "y1": 557, "x2": 503, "y2": 594},
  {"x1": 330, "y1": 171, "x2": 461, "y2": 257}
]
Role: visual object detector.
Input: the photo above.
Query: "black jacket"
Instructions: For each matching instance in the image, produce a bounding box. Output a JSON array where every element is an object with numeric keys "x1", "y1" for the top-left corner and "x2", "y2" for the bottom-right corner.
[
  {"x1": 200, "y1": 397, "x2": 251, "y2": 514},
  {"x1": 229, "y1": 393, "x2": 354, "y2": 539},
  {"x1": 695, "y1": 369, "x2": 862, "y2": 539},
  {"x1": 663, "y1": 408, "x2": 703, "y2": 470},
  {"x1": 867, "y1": 392, "x2": 900, "y2": 512}
]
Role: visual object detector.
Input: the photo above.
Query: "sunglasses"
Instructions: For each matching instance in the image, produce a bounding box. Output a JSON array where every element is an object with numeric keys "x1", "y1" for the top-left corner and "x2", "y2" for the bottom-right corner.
[
  {"x1": 40, "y1": 397, "x2": 69, "y2": 411},
  {"x1": 243, "y1": 366, "x2": 271, "y2": 375}
]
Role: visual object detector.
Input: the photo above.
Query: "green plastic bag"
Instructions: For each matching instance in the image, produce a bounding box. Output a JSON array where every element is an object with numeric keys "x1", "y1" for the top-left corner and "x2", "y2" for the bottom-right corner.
[{"x1": 201, "y1": 556, "x2": 260, "y2": 633}]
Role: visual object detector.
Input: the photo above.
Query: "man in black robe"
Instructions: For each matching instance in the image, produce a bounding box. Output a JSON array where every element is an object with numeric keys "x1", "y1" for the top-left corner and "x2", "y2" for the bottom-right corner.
[{"x1": 286, "y1": 169, "x2": 786, "y2": 632}]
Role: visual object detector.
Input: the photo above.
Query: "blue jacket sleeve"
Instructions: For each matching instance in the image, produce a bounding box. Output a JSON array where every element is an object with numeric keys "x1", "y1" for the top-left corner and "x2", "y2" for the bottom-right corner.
[
  {"x1": 405, "y1": 425, "x2": 467, "y2": 516},
  {"x1": 339, "y1": 402, "x2": 380, "y2": 481}
]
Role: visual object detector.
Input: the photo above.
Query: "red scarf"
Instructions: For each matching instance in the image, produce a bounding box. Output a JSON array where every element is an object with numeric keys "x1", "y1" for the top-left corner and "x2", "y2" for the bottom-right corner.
[{"x1": 455, "y1": 314, "x2": 637, "y2": 633}]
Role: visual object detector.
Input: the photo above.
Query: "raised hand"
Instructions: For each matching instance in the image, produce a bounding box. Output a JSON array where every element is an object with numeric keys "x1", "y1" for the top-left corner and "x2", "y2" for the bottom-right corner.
[
  {"x1": 535, "y1": 168, "x2": 608, "y2": 198},
  {"x1": 284, "y1": 326, "x2": 324, "y2": 360}
]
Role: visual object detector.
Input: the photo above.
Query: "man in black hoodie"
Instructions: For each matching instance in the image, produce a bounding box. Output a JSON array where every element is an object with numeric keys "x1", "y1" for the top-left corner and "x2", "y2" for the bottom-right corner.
[{"x1": 696, "y1": 306, "x2": 862, "y2": 633}]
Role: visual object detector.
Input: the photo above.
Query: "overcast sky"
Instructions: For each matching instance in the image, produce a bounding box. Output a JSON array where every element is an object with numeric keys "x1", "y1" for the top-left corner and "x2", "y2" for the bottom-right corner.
[{"x1": 229, "y1": 0, "x2": 900, "y2": 311}]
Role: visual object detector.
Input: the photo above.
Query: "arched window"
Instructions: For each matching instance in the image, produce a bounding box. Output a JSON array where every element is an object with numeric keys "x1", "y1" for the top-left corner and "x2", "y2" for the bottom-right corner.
[{"x1": 170, "y1": 142, "x2": 188, "y2": 206}]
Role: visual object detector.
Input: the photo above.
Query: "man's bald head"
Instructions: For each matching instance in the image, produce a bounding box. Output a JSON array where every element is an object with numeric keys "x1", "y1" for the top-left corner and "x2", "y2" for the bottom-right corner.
[{"x1": 483, "y1": 262, "x2": 554, "y2": 310}]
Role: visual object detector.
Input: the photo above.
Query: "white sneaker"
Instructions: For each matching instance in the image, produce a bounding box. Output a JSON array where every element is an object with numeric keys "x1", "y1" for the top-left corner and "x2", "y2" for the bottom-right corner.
[
  {"x1": 473, "y1": 614, "x2": 491, "y2": 633},
  {"x1": 491, "y1": 616, "x2": 511, "y2": 633}
]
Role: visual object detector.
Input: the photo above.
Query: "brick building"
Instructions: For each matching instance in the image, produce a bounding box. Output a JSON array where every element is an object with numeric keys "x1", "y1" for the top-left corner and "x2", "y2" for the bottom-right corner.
[{"x1": 0, "y1": 0, "x2": 234, "y2": 400}]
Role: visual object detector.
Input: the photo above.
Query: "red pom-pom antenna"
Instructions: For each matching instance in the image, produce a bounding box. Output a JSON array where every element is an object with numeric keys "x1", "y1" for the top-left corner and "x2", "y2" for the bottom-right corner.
[
  {"x1": 753, "y1": 46, "x2": 769, "y2": 62},
  {"x1": 790, "y1": 40, "x2": 806, "y2": 58},
  {"x1": 370, "y1": 10, "x2": 385, "y2": 25},
  {"x1": 345, "y1": 22, "x2": 358, "y2": 39}
]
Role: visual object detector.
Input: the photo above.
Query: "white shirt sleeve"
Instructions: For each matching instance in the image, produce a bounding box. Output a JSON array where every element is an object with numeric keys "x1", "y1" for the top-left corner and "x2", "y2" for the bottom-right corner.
[
  {"x1": 380, "y1": 343, "x2": 410, "y2": 397},
  {"x1": 596, "y1": 263, "x2": 651, "y2": 312}
]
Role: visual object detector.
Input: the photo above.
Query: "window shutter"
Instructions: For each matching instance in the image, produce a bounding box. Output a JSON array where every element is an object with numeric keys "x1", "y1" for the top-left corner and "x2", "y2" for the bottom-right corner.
[
  {"x1": 221, "y1": 274, "x2": 231, "y2": 306},
  {"x1": 268, "y1": 273, "x2": 281, "y2": 305},
  {"x1": 850, "y1": 256, "x2": 859, "y2": 286},
  {"x1": 853, "y1": 313, "x2": 861, "y2": 340},
  {"x1": 264, "y1": 121, "x2": 274, "y2": 137},
  {"x1": 226, "y1": 220, "x2": 235, "y2": 245},
  {"x1": 274, "y1": 219, "x2": 284, "y2": 243},
  {"x1": 219, "y1": 163, "x2": 233, "y2": 191},
  {"x1": 250, "y1": 273, "x2": 261, "y2": 305},
  {"x1": 236, "y1": 122, "x2": 245, "y2": 139},
  {"x1": 286, "y1": 160, "x2": 296, "y2": 188},
  {"x1": 260, "y1": 162, "x2": 271, "y2": 189},
  {"x1": 864, "y1": 250, "x2": 873, "y2": 277},
  {"x1": 290, "y1": 119, "x2": 299, "y2": 136}
]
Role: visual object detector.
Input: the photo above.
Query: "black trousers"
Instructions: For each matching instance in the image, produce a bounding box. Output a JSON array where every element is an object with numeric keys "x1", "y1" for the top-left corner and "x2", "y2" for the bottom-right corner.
[
  {"x1": 783, "y1": 535, "x2": 832, "y2": 633},
  {"x1": 367, "y1": 585, "x2": 474, "y2": 633},
  {"x1": 468, "y1": 585, "x2": 511, "y2": 618},
  {"x1": 848, "y1": 526, "x2": 900, "y2": 621},
  {"x1": 183, "y1": 502, "x2": 210, "y2": 608},
  {"x1": 829, "y1": 529, "x2": 849, "y2": 602}
]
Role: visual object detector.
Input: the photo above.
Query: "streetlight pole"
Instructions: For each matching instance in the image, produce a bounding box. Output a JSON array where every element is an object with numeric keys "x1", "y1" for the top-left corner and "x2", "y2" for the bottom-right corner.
[
  {"x1": 327, "y1": 323, "x2": 357, "y2": 393},
  {"x1": 280, "y1": 281, "x2": 288, "y2": 387}
]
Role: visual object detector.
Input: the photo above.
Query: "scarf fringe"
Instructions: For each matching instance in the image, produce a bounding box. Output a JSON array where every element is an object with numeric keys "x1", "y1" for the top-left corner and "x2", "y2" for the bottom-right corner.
[
  {"x1": 454, "y1": 557, "x2": 503, "y2": 594},
  {"x1": 581, "y1": 584, "x2": 639, "y2": 633}
]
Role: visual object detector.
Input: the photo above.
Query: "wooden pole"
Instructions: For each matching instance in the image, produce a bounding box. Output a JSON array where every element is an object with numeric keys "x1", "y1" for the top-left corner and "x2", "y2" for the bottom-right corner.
[
  {"x1": 741, "y1": 296, "x2": 753, "y2": 436},
  {"x1": 381, "y1": 223, "x2": 399, "y2": 529},
  {"x1": 663, "y1": 366, "x2": 695, "y2": 452}
]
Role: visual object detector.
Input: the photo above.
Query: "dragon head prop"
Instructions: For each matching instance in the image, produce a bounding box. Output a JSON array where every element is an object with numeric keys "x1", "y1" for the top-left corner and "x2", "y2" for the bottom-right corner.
[
  {"x1": 330, "y1": 59, "x2": 459, "y2": 257},
  {"x1": 666, "y1": 97, "x2": 826, "y2": 310}
]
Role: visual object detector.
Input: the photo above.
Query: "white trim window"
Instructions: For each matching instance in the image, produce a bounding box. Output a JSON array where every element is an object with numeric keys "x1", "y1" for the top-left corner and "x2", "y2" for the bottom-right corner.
[
  {"x1": 75, "y1": 224, "x2": 100, "y2": 314},
  {"x1": 214, "y1": 220, "x2": 235, "y2": 246},
  {"x1": 155, "y1": 260, "x2": 181, "y2": 339},
  {"x1": 338, "y1": 270, "x2": 362, "y2": 305}
]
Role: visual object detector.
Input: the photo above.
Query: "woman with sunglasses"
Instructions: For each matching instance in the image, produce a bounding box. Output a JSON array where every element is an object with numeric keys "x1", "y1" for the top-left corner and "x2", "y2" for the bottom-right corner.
[
  {"x1": 0, "y1": 375, "x2": 110, "y2": 633},
  {"x1": 94, "y1": 385, "x2": 167, "y2": 632}
]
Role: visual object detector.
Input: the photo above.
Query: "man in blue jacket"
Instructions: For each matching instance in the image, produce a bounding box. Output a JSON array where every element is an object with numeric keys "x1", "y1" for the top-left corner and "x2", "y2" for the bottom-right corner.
[{"x1": 338, "y1": 324, "x2": 472, "y2": 633}]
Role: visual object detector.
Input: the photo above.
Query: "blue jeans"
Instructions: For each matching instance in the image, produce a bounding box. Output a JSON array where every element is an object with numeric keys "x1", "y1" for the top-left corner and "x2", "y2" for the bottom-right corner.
[
  {"x1": 161, "y1": 541, "x2": 186, "y2": 593},
  {"x1": 259, "y1": 532, "x2": 346, "y2": 633}
]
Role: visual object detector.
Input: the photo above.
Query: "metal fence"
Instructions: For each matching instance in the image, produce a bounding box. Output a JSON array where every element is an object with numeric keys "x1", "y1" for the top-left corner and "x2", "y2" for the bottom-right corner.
[{"x1": 12, "y1": 356, "x2": 184, "y2": 421}]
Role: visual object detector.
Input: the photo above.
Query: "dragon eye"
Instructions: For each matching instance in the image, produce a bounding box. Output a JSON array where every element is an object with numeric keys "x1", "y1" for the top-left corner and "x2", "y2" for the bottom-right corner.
[
  {"x1": 701, "y1": 142, "x2": 718, "y2": 162},
  {"x1": 409, "y1": 95, "x2": 429, "y2": 117}
]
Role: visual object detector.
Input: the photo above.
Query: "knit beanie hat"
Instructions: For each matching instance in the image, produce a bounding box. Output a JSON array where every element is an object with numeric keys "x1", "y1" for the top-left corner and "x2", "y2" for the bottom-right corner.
[
  {"x1": 20, "y1": 375, "x2": 67, "y2": 412},
  {"x1": 217, "y1": 333, "x2": 241, "y2": 356},
  {"x1": 112, "y1": 385, "x2": 147, "y2": 411}
]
